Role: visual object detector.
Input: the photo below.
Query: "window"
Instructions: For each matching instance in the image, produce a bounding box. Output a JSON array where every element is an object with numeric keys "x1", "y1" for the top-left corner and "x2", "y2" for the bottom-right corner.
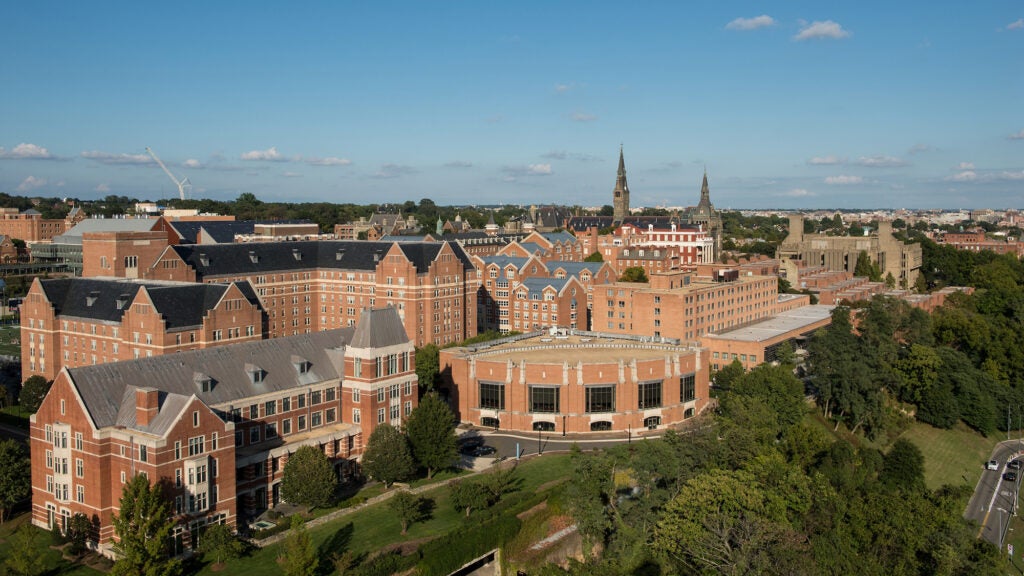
[
  {"x1": 266, "y1": 422, "x2": 277, "y2": 438},
  {"x1": 680, "y1": 373, "x2": 696, "y2": 402},
  {"x1": 325, "y1": 388, "x2": 336, "y2": 402},
  {"x1": 311, "y1": 411, "x2": 322, "y2": 427},
  {"x1": 377, "y1": 388, "x2": 385, "y2": 403},
  {"x1": 265, "y1": 400, "x2": 276, "y2": 416},
  {"x1": 174, "y1": 441, "x2": 181, "y2": 460},
  {"x1": 404, "y1": 401, "x2": 412, "y2": 416},
  {"x1": 75, "y1": 458, "x2": 84, "y2": 477},
  {"x1": 390, "y1": 404, "x2": 400, "y2": 420},
  {"x1": 353, "y1": 408, "x2": 361, "y2": 423},
  {"x1": 297, "y1": 394, "x2": 306, "y2": 409},
  {"x1": 479, "y1": 382, "x2": 505, "y2": 410},
  {"x1": 311, "y1": 390, "x2": 321, "y2": 405},
  {"x1": 297, "y1": 415, "x2": 306, "y2": 430},
  {"x1": 249, "y1": 426, "x2": 260, "y2": 443},
  {"x1": 249, "y1": 404, "x2": 258, "y2": 419},
  {"x1": 176, "y1": 469, "x2": 182, "y2": 487},
  {"x1": 139, "y1": 445, "x2": 148, "y2": 463},
  {"x1": 639, "y1": 381, "x2": 662, "y2": 409},
  {"x1": 188, "y1": 436, "x2": 205, "y2": 456},
  {"x1": 211, "y1": 432, "x2": 218, "y2": 450},
  {"x1": 326, "y1": 408, "x2": 336, "y2": 423},
  {"x1": 377, "y1": 408, "x2": 385, "y2": 423},
  {"x1": 585, "y1": 385, "x2": 615, "y2": 413},
  {"x1": 74, "y1": 432, "x2": 83, "y2": 450},
  {"x1": 193, "y1": 411, "x2": 200, "y2": 427},
  {"x1": 281, "y1": 397, "x2": 291, "y2": 412},
  {"x1": 528, "y1": 386, "x2": 559, "y2": 413},
  {"x1": 76, "y1": 485, "x2": 85, "y2": 503},
  {"x1": 281, "y1": 418, "x2": 291, "y2": 435}
]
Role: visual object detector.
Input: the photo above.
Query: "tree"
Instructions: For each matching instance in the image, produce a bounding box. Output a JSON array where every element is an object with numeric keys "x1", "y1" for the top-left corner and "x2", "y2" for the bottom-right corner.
[
  {"x1": 281, "y1": 445, "x2": 336, "y2": 509},
  {"x1": 449, "y1": 479, "x2": 490, "y2": 517},
  {"x1": 404, "y1": 392, "x2": 458, "y2": 479},
  {"x1": 282, "y1": 515, "x2": 318, "y2": 576},
  {"x1": 712, "y1": 358, "x2": 745, "y2": 389},
  {"x1": 415, "y1": 344, "x2": 440, "y2": 390},
  {"x1": 361, "y1": 423, "x2": 415, "y2": 488},
  {"x1": 5, "y1": 524, "x2": 45, "y2": 576},
  {"x1": 584, "y1": 252, "x2": 603, "y2": 262},
  {"x1": 198, "y1": 523, "x2": 243, "y2": 566},
  {"x1": 854, "y1": 250, "x2": 882, "y2": 281},
  {"x1": 0, "y1": 438, "x2": 30, "y2": 522},
  {"x1": 388, "y1": 490, "x2": 428, "y2": 535},
  {"x1": 880, "y1": 439, "x2": 925, "y2": 492},
  {"x1": 18, "y1": 375, "x2": 50, "y2": 413},
  {"x1": 111, "y1": 475, "x2": 181, "y2": 576},
  {"x1": 618, "y1": 266, "x2": 648, "y2": 283},
  {"x1": 67, "y1": 512, "x2": 93, "y2": 556}
]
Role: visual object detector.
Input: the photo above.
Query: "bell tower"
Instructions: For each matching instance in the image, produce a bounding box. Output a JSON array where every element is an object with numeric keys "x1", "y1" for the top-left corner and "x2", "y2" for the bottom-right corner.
[{"x1": 612, "y1": 145, "x2": 630, "y2": 222}]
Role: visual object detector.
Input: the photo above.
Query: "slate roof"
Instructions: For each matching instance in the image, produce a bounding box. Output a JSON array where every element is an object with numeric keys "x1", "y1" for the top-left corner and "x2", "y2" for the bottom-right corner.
[
  {"x1": 38, "y1": 278, "x2": 261, "y2": 328},
  {"x1": 171, "y1": 240, "x2": 474, "y2": 278},
  {"x1": 67, "y1": 327, "x2": 356, "y2": 433},
  {"x1": 55, "y1": 218, "x2": 160, "y2": 244},
  {"x1": 519, "y1": 277, "x2": 572, "y2": 294},
  {"x1": 476, "y1": 255, "x2": 530, "y2": 271},
  {"x1": 349, "y1": 307, "x2": 412, "y2": 349},
  {"x1": 539, "y1": 231, "x2": 577, "y2": 244},
  {"x1": 549, "y1": 262, "x2": 606, "y2": 277},
  {"x1": 167, "y1": 221, "x2": 256, "y2": 244}
]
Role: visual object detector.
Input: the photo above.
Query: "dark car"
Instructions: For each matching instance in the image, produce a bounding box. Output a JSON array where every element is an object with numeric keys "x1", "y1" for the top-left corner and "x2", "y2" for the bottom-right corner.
[
  {"x1": 470, "y1": 445, "x2": 497, "y2": 457},
  {"x1": 458, "y1": 436, "x2": 486, "y2": 454},
  {"x1": 1004, "y1": 471, "x2": 1018, "y2": 482},
  {"x1": 1010, "y1": 460, "x2": 1022, "y2": 471}
]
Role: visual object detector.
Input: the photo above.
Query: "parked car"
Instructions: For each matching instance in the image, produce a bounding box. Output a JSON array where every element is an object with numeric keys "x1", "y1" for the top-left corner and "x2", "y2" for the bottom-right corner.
[
  {"x1": 1009, "y1": 460, "x2": 1022, "y2": 471},
  {"x1": 988, "y1": 460, "x2": 1000, "y2": 471},
  {"x1": 1004, "y1": 471, "x2": 1018, "y2": 482},
  {"x1": 470, "y1": 445, "x2": 497, "y2": 457},
  {"x1": 458, "y1": 436, "x2": 486, "y2": 454}
]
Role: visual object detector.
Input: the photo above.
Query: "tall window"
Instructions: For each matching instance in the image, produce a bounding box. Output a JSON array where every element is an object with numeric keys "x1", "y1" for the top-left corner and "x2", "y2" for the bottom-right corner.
[
  {"x1": 638, "y1": 381, "x2": 662, "y2": 409},
  {"x1": 680, "y1": 373, "x2": 696, "y2": 402},
  {"x1": 479, "y1": 382, "x2": 505, "y2": 410},
  {"x1": 585, "y1": 385, "x2": 615, "y2": 413},
  {"x1": 528, "y1": 386, "x2": 560, "y2": 413}
]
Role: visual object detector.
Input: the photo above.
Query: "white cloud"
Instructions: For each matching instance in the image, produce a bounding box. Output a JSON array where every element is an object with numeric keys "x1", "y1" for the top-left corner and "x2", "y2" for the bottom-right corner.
[
  {"x1": 794, "y1": 20, "x2": 851, "y2": 41},
  {"x1": 1009, "y1": 129, "x2": 1024, "y2": 140},
  {"x1": 956, "y1": 162, "x2": 975, "y2": 170},
  {"x1": 946, "y1": 171, "x2": 977, "y2": 182},
  {"x1": 95, "y1": 183, "x2": 111, "y2": 193},
  {"x1": 305, "y1": 156, "x2": 352, "y2": 167},
  {"x1": 443, "y1": 160, "x2": 473, "y2": 168},
  {"x1": 1007, "y1": 19, "x2": 1023, "y2": 30},
  {"x1": 372, "y1": 163, "x2": 417, "y2": 179},
  {"x1": 16, "y1": 175, "x2": 47, "y2": 192},
  {"x1": 807, "y1": 155, "x2": 845, "y2": 165},
  {"x1": 570, "y1": 112, "x2": 597, "y2": 122},
  {"x1": 182, "y1": 159, "x2": 202, "y2": 168},
  {"x1": 527, "y1": 163, "x2": 552, "y2": 175},
  {"x1": 0, "y1": 143, "x2": 59, "y2": 160},
  {"x1": 80, "y1": 150, "x2": 154, "y2": 165},
  {"x1": 780, "y1": 188, "x2": 815, "y2": 197},
  {"x1": 825, "y1": 175, "x2": 863, "y2": 185},
  {"x1": 857, "y1": 155, "x2": 907, "y2": 167},
  {"x1": 907, "y1": 143, "x2": 934, "y2": 154},
  {"x1": 540, "y1": 150, "x2": 601, "y2": 162},
  {"x1": 502, "y1": 164, "x2": 554, "y2": 177},
  {"x1": 240, "y1": 147, "x2": 287, "y2": 161},
  {"x1": 726, "y1": 15, "x2": 776, "y2": 30},
  {"x1": 997, "y1": 170, "x2": 1024, "y2": 180}
]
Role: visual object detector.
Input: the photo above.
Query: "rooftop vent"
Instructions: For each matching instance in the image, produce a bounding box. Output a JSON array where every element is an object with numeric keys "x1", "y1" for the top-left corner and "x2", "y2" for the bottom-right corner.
[
  {"x1": 115, "y1": 293, "x2": 130, "y2": 310},
  {"x1": 86, "y1": 290, "x2": 100, "y2": 307},
  {"x1": 249, "y1": 251, "x2": 259, "y2": 264}
]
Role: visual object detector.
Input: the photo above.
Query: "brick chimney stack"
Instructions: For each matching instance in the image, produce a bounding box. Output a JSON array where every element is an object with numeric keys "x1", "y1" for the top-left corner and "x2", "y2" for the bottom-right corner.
[{"x1": 136, "y1": 387, "x2": 159, "y2": 427}]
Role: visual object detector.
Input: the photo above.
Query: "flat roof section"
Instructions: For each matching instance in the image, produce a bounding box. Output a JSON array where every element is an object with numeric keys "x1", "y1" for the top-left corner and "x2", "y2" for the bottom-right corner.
[
  {"x1": 455, "y1": 333, "x2": 694, "y2": 364},
  {"x1": 704, "y1": 304, "x2": 835, "y2": 343}
]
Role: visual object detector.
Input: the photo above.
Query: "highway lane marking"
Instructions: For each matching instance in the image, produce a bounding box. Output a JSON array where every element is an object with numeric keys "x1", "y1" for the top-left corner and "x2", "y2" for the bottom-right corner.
[{"x1": 978, "y1": 468, "x2": 1006, "y2": 538}]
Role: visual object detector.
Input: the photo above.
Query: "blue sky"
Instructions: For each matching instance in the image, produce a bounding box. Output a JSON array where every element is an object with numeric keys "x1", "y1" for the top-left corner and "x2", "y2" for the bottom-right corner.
[{"x1": 1, "y1": 1, "x2": 1021, "y2": 209}]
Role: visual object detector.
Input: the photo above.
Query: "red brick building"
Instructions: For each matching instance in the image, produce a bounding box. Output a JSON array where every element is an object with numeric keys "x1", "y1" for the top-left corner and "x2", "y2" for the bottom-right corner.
[
  {"x1": 0, "y1": 207, "x2": 72, "y2": 242},
  {"x1": 30, "y1": 307, "x2": 415, "y2": 555},
  {"x1": 442, "y1": 331, "x2": 709, "y2": 434}
]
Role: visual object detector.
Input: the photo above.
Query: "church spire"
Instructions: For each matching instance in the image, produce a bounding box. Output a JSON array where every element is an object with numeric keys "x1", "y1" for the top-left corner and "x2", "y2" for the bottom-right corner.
[
  {"x1": 612, "y1": 145, "x2": 630, "y2": 222},
  {"x1": 698, "y1": 169, "x2": 711, "y2": 208}
]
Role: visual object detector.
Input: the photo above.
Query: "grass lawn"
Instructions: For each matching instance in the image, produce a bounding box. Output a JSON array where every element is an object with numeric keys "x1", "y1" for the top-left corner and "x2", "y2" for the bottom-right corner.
[
  {"x1": 0, "y1": 513, "x2": 105, "y2": 576},
  {"x1": 0, "y1": 324, "x2": 20, "y2": 357},
  {"x1": 898, "y1": 421, "x2": 1002, "y2": 491},
  {"x1": 199, "y1": 454, "x2": 573, "y2": 575}
]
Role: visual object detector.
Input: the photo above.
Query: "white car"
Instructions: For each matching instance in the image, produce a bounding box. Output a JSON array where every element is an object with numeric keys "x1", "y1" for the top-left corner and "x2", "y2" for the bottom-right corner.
[{"x1": 987, "y1": 460, "x2": 1000, "y2": 471}]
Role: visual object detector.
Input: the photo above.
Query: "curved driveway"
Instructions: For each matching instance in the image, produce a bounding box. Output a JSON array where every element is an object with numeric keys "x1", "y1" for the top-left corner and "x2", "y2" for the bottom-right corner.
[{"x1": 966, "y1": 440, "x2": 1024, "y2": 547}]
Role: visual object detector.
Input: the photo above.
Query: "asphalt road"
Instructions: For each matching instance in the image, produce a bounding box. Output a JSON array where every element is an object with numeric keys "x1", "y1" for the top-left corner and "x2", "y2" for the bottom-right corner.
[
  {"x1": 458, "y1": 427, "x2": 659, "y2": 465},
  {"x1": 965, "y1": 439, "x2": 1024, "y2": 548}
]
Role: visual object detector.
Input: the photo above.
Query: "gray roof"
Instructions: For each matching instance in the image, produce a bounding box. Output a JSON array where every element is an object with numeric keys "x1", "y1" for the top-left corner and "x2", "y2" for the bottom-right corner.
[
  {"x1": 477, "y1": 255, "x2": 530, "y2": 270},
  {"x1": 349, "y1": 306, "x2": 411, "y2": 349},
  {"x1": 549, "y1": 262, "x2": 606, "y2": 276},
  {"x1": 705, "y1": 304, "x2": 835, "y2": 343},
  {"x1": 167, "y1": 221, "x2": 256, "y2": 244},
  {"x1": 55, "y1": 218, "x2": 159, "y2": 244},
  {"x1": 519, "y1": 277, "x2": 572, "y2": 294},
  {"x1": 38, "y1": 278, "x2": 261, "y2": 329},
  {"x1": 68, "y1": 327, "x2": 356, "y2": 434},
  {"x1": 539, "y1": 231, "x2": 577, "y2": 244},
  {"x1": 172, "y1": 240, "x2": 474, "y2": 278}
]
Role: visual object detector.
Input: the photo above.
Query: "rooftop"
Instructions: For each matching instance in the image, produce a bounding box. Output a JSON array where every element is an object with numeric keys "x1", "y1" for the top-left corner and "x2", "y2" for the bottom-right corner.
[
  {"x1": 704, "y1": 304, "x2": 835, "y2": 343},
  {"x1": 448, "y1": 330, "x2": 694, "y2": 364}
]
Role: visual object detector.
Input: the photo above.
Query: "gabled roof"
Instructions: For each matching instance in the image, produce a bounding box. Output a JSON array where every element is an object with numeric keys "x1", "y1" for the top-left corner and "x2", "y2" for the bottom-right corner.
[
  {"x1": 539, "y1": 231, "x2": 577, "y2": 244},
  {"x1": 477, "y1": 255, "x2": 529, "y2": 271},
  {"x1": 68, "y1": 327, "x2": 355, "y2": 432},
  {"x1": 36, "y1": 278, "x2": 260, "y2": 328},
  {"x1": 550, "y1": 262, "x2": 606, "y2": 277},
  {"x1": 170, "y1": 240, "x2": 474, "y2": 278},
  {"x1": 349, "y1": 307, "x2": 410, "y2": 349},
  {"x1": 167, "y1": 220, "x2": 257, "y2": 244},
  {"x1": 519, "y1": 276, "x2": 573, "y2": 294},
  {"x1": 517, "y1": 242, "x2": 546, "y2": 254}
]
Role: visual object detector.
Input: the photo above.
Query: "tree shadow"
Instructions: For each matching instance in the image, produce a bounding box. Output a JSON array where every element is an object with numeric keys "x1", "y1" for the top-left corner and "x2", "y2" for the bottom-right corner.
[
  {"x1": 316, "y1": 521, "x2": 355, "y2": 575},
  {"x1": 416, "y1": 496, "x2": 436, "y2": 522}
]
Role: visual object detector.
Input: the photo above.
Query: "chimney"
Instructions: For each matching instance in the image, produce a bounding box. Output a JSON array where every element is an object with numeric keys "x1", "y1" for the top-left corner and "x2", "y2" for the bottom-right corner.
[{"x1": 135, "y1": 387, "x2": 159, "y2": 427}]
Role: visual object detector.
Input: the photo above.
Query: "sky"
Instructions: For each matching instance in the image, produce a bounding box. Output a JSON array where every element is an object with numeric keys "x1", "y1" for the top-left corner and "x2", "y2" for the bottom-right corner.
[{"x1": 0, "y1": 1, "x2": 1021, "y2": 210}]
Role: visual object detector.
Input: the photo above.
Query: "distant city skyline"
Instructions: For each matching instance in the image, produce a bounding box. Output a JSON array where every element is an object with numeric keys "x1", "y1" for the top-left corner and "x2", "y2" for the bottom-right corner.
[{"x1": 1, "y1": 1, "x2": 1021, "y2": 209}]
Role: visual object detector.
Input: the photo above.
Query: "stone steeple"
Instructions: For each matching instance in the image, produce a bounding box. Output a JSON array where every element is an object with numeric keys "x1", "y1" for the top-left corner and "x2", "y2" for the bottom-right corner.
[
  {"x1": 697, "y1": 170, "x2": 712, "y2": 212},
  {"x1": 612, "y1": 145, "x2": 630, "y2": 222}
]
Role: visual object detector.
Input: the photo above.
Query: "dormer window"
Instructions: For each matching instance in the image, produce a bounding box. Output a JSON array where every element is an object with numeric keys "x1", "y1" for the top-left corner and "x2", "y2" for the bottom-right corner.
[
  {"x1": 292, "y1": 249, "x2": 302, "y2": 261},
  {"x1": 335, "y1": 249, "x2": 345, "y2": 261},
  {"x1": 249, "y1": 251, "x2": 259, "y2": 264},
  {"x1": 199, "y1": 253, "x2": 209, "y2": 266},
  {"x1": 115, "y1": 294, "x2": 130, "y2": 310},
  {"x1": 194, "y1": 372, "x2": 214, "y2": 393},
  {"x1": 86, "y1": 291, "x2": 100, "y2": 307},
  {"x1": 292, "y1": 355, "x2": 310, "y2": 374},
  {"x1": 245, "y1": 363, "x2": 265, "y2": 384}
]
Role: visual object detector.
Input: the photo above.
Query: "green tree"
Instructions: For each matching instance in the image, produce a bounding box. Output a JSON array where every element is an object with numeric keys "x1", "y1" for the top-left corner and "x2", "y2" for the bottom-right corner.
[
  {"x1": 388, "y1": 490, "x2": 429, "y2": 535},
  {"x1": 584, "y1": 252, "x2": 603, "y2": 262},
  {"x1": 449, "y1": 479, "x2": 490, "y2": 517},
  {"x1": 405, "y1": 392, "x2": 458, "y2": 479},
  {"x1": 618, "y1": 266, "x2": 648, "y2": 283},
  {"x1": 111, "y1": 475, "x2": 181, "y2": 576},
  {"x1": 5, "y1": 524, "x2": 45, "y2": 576},
  {"x1": 362, "y1": 423, "x2": 415, "y2": 488},
  {"x1": 281, "y1": 445, "x2": 336, "y2": 509},
  {"x1": 712, "y1": 358, "x2": 745, "y2": 389},
  {"x1": 198, "y1": 523, "x2": 243, "y2": 566},
  {"x1": 282, "y1": 515, "x2": 318, "y2": 576},
  {"x1": 415, "y1": 344, "x2": 440, "y2": 390},
  {"x1": 18, "y1": 375, "x2": 50, "y2": 413},
  {"x1": 0, "y1": 438, "x2": 31, "y2": 522},
  {"x1": 67, "y1": 512, "x2": 93, "y2": 556},
  {"x1": 854, "y1": 250, "x2": 882, "y2": 281},
  {"x1": 774, "y1": 340, "x2": 796, "y2": 367},
  {"x1": 727, "y1": 364, "x2": 806, "y2": 430},
  {"x1": 880, "y1": 439, "x2": 925, "y2": 492},
  {"x1": 565, "y1": 447, "x2": 614, "y2": 550}
]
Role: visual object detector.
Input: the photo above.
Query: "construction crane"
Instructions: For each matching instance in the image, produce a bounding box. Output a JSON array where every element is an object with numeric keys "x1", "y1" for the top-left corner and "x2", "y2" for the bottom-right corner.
[{"x1": 145, "y1": 146, "x2": 192, "y2": 201}]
